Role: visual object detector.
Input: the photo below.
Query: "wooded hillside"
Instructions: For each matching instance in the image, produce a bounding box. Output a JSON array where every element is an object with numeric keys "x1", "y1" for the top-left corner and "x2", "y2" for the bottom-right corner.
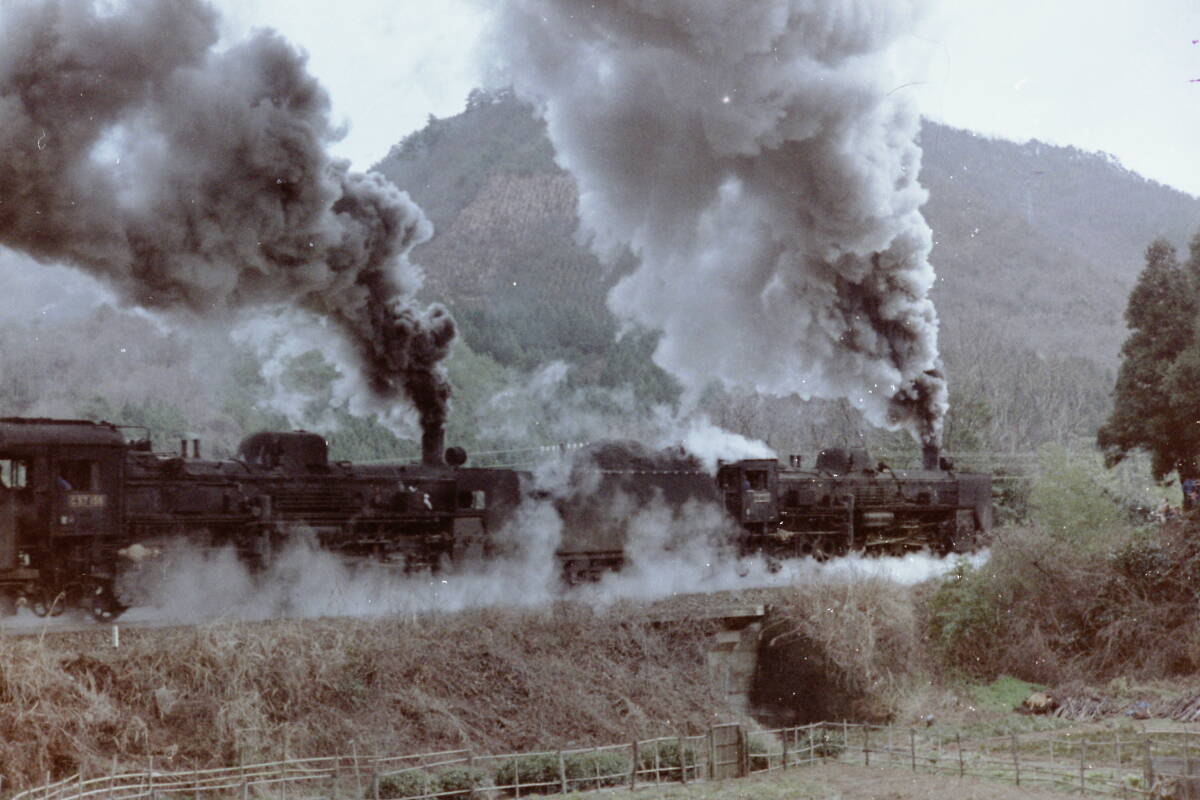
[{"x1": 371, "y1": 89, "x2": 1200, "y2": 457}]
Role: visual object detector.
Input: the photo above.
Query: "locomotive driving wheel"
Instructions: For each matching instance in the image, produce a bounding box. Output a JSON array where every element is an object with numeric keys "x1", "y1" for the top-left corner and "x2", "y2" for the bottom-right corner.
[
  {"x1": 30, "y1": 590, "x2": 66, "y2": 617},
  {"x1": 88, "y1": 581, "x2": 127, "y2": 623}
]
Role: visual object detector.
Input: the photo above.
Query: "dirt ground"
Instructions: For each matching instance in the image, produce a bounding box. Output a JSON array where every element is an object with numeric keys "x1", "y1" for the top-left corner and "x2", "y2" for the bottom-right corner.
[
  {"x1": 587, "y1": 763, "x2": 1085, "y2": 800},
  {"x1": 791, "y1": 763, "x2": 1089, "y2": 799}
]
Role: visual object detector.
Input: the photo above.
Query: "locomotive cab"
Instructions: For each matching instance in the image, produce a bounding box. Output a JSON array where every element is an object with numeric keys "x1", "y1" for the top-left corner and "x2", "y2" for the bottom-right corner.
[
  {"x1": 0, "y1": 418, "x2": 126, "y2": 618},
  {"x1": 718, "y1": 459, "x2": 779, "y2": 528}
]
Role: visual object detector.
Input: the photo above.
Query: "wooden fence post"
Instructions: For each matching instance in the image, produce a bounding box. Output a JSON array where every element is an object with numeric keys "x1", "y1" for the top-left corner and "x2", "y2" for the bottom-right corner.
[
  {"x1": 678, "y1": 735, "x2": 688, "y2": 784},
  {"x1": 1012, "y1": 732, "x2": 1020, "y2": 787},
  {"x1": 782, "y1": 728, "x2": 789, "y2": 771},
  {"x1": 558, "y1": 750, "x2": 567, "y2": 795},
  {"x1": 630, "y1": 740, "x2": 638, "y2": 790},
  {"x1": 863, "y1": 726, "x2": 870, "y2": 768},
  {"x1": 910, "y1": 729, "x2": 917, "y2": 773},
  {"x1": 708, "y1": 726, "x2": 716, "y2": 781},
  {"x1": 957, "y1": 733, "x2": 963, "y2": 780},
  {"x1": 353, "y1": 742, "x2": 363, "y2": 800},
  {"x1": 809, "y1": 726, "x2": 816, "y2": 765},
  {"x1": 1144, "y1": 738, "x2": 1153, "y2": 791},
  {"x1": 1079, "y1": 738, "x2": 1087, "y2": 794}
]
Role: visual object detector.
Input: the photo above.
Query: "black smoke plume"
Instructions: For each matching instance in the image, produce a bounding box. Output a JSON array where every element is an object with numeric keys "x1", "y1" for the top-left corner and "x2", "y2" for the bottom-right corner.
[
  {"x1": 0, "y1": 0, "x2": 453, "y2": 439},
  {"x1": 489, "y1": 0, "x2": 947, "y2": 445}
]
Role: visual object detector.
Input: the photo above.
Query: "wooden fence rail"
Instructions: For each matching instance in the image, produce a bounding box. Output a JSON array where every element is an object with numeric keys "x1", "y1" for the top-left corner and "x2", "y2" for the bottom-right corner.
[{"x1": 12, "y1": 722, "x2": 1200, "y2": 800}]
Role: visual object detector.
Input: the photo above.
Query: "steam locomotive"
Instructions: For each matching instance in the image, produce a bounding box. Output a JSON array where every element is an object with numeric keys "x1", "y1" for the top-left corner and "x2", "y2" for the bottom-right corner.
[
  {"x1": 0, "y1": 417, "x2": 991, "y2": 621},
  {"x1": 553, "y1": 440, "x2": 992, "y2": 580}
]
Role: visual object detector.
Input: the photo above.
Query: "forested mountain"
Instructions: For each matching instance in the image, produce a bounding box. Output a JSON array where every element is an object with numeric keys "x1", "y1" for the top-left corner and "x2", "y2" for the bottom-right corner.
[
  {"x1": 919, "y1": 126, "x2": 1200, "y2": 365},
  {"x1": 369, "y1": 88, "x2": 1200, "y2": 457},
  {"x1": 377, "y1": 89, "x2": 1200, "y2": 372}
]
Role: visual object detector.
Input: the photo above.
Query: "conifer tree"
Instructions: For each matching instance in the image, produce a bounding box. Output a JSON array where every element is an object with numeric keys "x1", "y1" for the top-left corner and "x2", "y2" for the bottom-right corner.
[{"x1": 1098, "y1": 234, "x2": 1200, "y2": 484}]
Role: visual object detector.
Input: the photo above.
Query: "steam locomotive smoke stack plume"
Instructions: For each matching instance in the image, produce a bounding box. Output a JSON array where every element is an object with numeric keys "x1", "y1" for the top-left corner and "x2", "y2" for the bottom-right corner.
[
  {"x1": 0, "y1": 0, "x2": 454, "y2": 437},
  {"x1": 490, "y1": 0, "x2": 947, "y2": 443}
]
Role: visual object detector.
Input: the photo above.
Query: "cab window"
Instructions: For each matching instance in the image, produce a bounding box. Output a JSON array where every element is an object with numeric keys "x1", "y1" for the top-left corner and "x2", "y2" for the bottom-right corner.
[
  {"x1": 745, "y1": 471, "x2": 769, "y2": 491},
  {"x1": 57, "y1": 460, "x2": 100, "y2": 491},
  {"x1": 0, "y1": 458, "x2": 29, "y2": 489}
]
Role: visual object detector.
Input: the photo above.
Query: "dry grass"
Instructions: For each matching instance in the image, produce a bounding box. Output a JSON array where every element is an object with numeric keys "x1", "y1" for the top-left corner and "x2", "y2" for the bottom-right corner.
[
  {"x1": 755, "y1": 576, "x2": 922, "y2": 724},
  {"x1": 0, "y1": 604, "x2": 723, "y2": 792},
  {"x1": 922, "y1": 521, "x2": 1200, "y2": 685}
]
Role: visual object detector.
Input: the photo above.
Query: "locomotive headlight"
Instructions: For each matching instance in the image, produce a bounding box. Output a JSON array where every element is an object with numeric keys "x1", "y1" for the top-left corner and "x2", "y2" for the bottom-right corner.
[{"x1": 59, "y1": 515, "x2": 74, "y2": 525}]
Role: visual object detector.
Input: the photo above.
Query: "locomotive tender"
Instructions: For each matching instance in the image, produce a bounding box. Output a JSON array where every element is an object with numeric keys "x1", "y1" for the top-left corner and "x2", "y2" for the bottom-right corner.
[{"x1": 0, "y1": 417, "x2": 991, "y2": 621}]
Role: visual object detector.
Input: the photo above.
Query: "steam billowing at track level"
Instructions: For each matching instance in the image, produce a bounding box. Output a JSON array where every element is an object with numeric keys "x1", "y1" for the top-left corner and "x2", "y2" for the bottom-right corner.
[
  {"x1": 489, "y1": 0, "x2": 948, "y2": 445},
  {"x1": 0, "y1": 418, "x2": 990, "y2": 623},
  {"x1": 0, "y1": 0, "x2": 455, "y2": 449}
]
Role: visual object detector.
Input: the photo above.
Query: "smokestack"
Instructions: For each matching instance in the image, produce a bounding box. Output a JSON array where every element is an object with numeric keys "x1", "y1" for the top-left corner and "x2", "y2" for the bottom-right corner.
[
  {"x1": 921, "y1": 442, "x2": 939, "y2": 472},
  {"x1": 421, "y1": 426, "x2": 445, "y2": 467}
]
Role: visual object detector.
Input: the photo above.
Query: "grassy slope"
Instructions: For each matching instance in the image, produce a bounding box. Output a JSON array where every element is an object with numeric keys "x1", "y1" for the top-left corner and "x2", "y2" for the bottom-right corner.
[
  {"x1": 0, "y1": 607, "x2": 721, "y2": 792},
  {"x1": 562, "y1": 764, "x2": 1083, "y2": 800}
]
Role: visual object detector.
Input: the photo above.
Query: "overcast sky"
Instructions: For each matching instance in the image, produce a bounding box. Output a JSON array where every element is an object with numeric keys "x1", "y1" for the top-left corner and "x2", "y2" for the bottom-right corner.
[{"x1": 213, "y1": 0, "x2": 1200, "y2": 198}]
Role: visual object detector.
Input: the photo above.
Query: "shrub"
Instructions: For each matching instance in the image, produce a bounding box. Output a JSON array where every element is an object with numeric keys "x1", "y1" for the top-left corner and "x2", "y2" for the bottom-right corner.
[
  {"x1": 748, "y1": 735, "x2": 770, "y2": 771},
  {"x1": 797, "y1": 728, "x2": 844, "y2": 759},
  {"x1": 375, "y1": 766, "x2": 485, "y2": 800},
  {"x1": 1028, "y1": 445, "x2": 1128, "y2": 542},
  {"x1": 923, "y1": 559, "x2": 1003, "y2": 677},
  {"x1": 493, "y1": 750, "x2": 630, "y2": 795},
  {"x1": 920, "y1": 519, "x2": 1200, "y2": 683},
  {"x1": 377, "y1": 770, "x2": 434, "y2": 800},
  {"x1": 493, "y1": 754, "x2": 560, "y2": 794},
  {"x1": 636, "y1": 740, "x2": 697, "y2": 781},
  {"x1": 568, "y1": 750, "x2": 630, "y2": 789},
  {"x1": 432, "y1": 766, "x2": 486, "y2": 800}
]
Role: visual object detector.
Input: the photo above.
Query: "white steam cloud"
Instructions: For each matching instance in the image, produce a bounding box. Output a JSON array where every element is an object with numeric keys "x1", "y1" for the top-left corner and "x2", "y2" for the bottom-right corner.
[{"x1": 488, "y1": 0, "x2": 948, "y2": 444}]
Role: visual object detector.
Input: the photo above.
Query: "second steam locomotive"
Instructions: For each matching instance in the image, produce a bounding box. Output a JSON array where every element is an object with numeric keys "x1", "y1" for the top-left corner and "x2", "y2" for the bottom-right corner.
[{"x1": 0, "y1": 417, "x2": 991, "y2": 620}]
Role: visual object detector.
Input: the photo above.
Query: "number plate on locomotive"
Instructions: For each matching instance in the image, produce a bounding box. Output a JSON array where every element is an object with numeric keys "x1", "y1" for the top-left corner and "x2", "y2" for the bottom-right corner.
[{"x1": 67, "y1": 493, "x2": 107, "y2": 508}]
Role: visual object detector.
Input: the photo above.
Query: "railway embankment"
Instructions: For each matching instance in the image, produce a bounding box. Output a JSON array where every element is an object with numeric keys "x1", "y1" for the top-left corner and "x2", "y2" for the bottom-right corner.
[
  {"x1": 0, "y1": 603, "x2": 732, "y2": 793},
  {"x1": 0, "y1": 580, "x2": 925, "y2": 794},
  {"x1": 8, "y1": 509, "x2": 1200, "y2": 796}
]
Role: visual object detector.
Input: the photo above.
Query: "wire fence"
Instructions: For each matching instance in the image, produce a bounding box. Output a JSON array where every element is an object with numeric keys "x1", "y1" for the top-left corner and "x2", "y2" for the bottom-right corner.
[{"x1": 13, "y1": 721, "x2": 1200, "y2": 800}]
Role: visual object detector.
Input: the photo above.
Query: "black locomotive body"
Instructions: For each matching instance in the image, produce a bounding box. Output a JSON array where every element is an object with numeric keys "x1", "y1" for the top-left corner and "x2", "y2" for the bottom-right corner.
[
  {"x1": 552, "y1": 442, "x2": 992, "y2": 575},
  {"x1": 716, "y1": 447, "x2": 993, "y2": 559},
  {"x1": 0, "y1": 418, "x2": 993, "y2": 621},
  {"x1": 0, "y1": 418, "x2": 521, "y2": 620}
]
